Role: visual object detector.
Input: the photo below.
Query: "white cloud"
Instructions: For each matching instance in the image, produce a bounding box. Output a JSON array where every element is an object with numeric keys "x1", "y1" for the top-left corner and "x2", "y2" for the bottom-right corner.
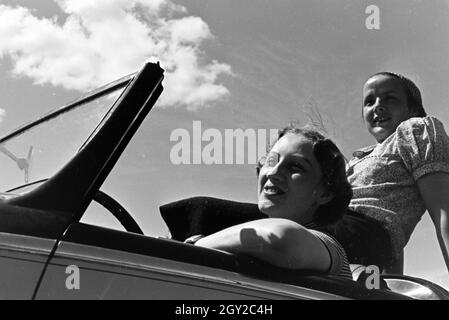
[{"x1": 0, "y1": 0, "x2": 232, "y2": 109}]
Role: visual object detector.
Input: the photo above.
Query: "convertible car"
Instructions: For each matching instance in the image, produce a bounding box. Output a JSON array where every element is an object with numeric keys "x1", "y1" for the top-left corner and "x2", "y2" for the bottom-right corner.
[{"x1": 1, "y1": 62, "x2": 448, "y2": 300}]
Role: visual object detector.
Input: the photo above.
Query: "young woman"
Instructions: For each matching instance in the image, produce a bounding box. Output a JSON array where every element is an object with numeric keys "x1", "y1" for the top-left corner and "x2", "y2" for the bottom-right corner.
[
  {"x1": 193, "y1": 125, "x2": 353, "y2": 279},
  {"x1": 330, "y1": 72, "x2": 449, "y2": 273}
]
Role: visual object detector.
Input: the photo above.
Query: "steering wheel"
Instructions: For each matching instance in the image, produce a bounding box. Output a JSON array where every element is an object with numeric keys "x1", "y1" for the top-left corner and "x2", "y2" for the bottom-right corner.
[{"x1": 93, "y1": 190, "x2": 144, "y2": 234}]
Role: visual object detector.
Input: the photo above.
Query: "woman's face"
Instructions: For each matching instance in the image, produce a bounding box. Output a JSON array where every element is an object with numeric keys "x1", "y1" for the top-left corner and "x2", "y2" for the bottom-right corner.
[
  {"x1": 363, "y1": 75, "x2": 414, "y2": 143},
  {"x1": 257, "y1": 133, "x2": 330, "y2": 224}
]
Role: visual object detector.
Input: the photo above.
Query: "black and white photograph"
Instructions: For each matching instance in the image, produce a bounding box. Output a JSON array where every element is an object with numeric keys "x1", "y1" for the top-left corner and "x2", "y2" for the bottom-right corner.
[{"x1": 1, "y1": 0, "x2": 449, "y2": 304}]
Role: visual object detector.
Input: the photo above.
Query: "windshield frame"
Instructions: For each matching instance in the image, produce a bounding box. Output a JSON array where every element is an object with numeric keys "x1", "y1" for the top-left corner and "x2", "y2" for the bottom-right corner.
[{"x1": 0, "y1": 73, "x2": 136, "y2": 145}]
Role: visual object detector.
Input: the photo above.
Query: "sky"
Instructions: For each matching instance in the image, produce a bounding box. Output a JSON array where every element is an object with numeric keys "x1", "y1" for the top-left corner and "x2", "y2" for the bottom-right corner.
[{"x1": 1, "y1": 0, "x2": 449, "y2": 289}]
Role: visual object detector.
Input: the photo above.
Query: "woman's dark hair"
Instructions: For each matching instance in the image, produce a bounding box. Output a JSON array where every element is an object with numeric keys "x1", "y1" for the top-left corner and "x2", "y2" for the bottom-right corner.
[
  {"x1": 368, "y1": 72, "x2": 427, "y2": 117},
  {"x1": 257, "y1": 124, "x2": 353, "y2": 226}
]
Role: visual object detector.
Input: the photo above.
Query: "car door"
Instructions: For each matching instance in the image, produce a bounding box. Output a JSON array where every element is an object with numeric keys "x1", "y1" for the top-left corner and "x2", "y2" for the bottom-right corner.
[
  {"x1": 0, "y1": 231, "x2": 54, "y2": 299},
  {"x1": 35, "y1": 221, "x2": 347, "y2": 300}
]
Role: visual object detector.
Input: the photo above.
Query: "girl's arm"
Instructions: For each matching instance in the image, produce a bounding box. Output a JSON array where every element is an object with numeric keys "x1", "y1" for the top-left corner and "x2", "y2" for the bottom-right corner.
[
  {"x1": 417, "y1": 172, "x2": 449, "y2": 272},
  {"x1": 195, "y1": 218, "x2": 331, "y2": 271}
]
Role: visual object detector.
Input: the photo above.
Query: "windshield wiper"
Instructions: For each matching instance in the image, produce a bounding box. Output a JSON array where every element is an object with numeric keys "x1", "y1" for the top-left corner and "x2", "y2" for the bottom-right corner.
[{"x1": 0, "y1": 144, "x2": 33, "y2": 183}]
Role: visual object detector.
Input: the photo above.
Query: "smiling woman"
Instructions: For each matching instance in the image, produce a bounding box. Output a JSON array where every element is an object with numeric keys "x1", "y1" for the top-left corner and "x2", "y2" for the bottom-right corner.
[
  {"x1": 326, "y1": 72, "x2": 449, "y2": 277},
  {"x1": 362, "y1": 72, "x2": 427, "y2": 143},
  {"x1": 194, "y1": 124, "x2": 353, "y2": 279}
]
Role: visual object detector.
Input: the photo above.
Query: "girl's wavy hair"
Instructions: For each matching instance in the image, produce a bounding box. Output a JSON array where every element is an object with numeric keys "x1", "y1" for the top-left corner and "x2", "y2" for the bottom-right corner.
[
  {"x1": 257, "y1": 125, "x2": 352, "y2": 226},
  {"x1": 368, "y1": 72, "x2": 427, "y2": 117}
]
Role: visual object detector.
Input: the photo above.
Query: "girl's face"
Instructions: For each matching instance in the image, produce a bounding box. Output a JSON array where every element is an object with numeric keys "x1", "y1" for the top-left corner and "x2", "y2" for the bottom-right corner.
[
  {"x1": 363, "y1": 75, "x2": 415, "y2": 143},
  {"x1": 257, "y1": 133, "x2": 331, "y2": 224}
]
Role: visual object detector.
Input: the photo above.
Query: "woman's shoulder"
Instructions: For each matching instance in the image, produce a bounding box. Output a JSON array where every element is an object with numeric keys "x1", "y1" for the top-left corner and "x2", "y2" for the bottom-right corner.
[
  {"x1": 393, "y1": 116, "x2": 449, "y2": 174},
  {"x1": 394, "y1": 116, "x2": 449, "y2": 146},
  {"x1": 397, "y1": 116, "x2": 447, "y2": 134}
]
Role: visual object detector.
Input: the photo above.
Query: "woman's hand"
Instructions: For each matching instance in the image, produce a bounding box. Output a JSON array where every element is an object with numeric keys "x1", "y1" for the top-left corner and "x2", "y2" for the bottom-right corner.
[
  {"x1": 417, "y1": 172, "x2": 449, "y2": 273},
  {"x1": 195, "y1": 218, "x2": 331, "y2": 272}
]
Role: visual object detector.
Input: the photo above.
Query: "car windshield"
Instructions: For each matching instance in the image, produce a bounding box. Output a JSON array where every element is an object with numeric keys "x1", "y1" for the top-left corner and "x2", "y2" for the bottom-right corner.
[{"x1": 0, "y1": 82, "x2": 128, "y2": 193}]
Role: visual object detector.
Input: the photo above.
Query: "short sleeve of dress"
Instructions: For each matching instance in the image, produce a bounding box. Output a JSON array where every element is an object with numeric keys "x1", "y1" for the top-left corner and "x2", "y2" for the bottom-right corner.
[
  {"x1": 308, "y1": 229, "x2": 352, "y2": 279},
  {"x1": 396, "y1": 117, "x2": 449, "y2": 181}
]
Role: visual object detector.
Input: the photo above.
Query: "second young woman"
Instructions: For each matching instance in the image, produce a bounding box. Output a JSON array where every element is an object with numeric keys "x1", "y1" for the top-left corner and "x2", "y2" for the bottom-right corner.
[{"x1": 330, "y1": 72, "x2": 449, "y2": 273}]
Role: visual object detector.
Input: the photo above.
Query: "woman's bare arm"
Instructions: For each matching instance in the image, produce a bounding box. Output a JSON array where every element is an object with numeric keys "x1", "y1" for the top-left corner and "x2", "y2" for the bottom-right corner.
[
  {"x1": 195, "y1": 218, "x2": 331, "y2": 271},
  {"x1": 417, "y1": 172, "x2": 449, "y2": 272}
]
